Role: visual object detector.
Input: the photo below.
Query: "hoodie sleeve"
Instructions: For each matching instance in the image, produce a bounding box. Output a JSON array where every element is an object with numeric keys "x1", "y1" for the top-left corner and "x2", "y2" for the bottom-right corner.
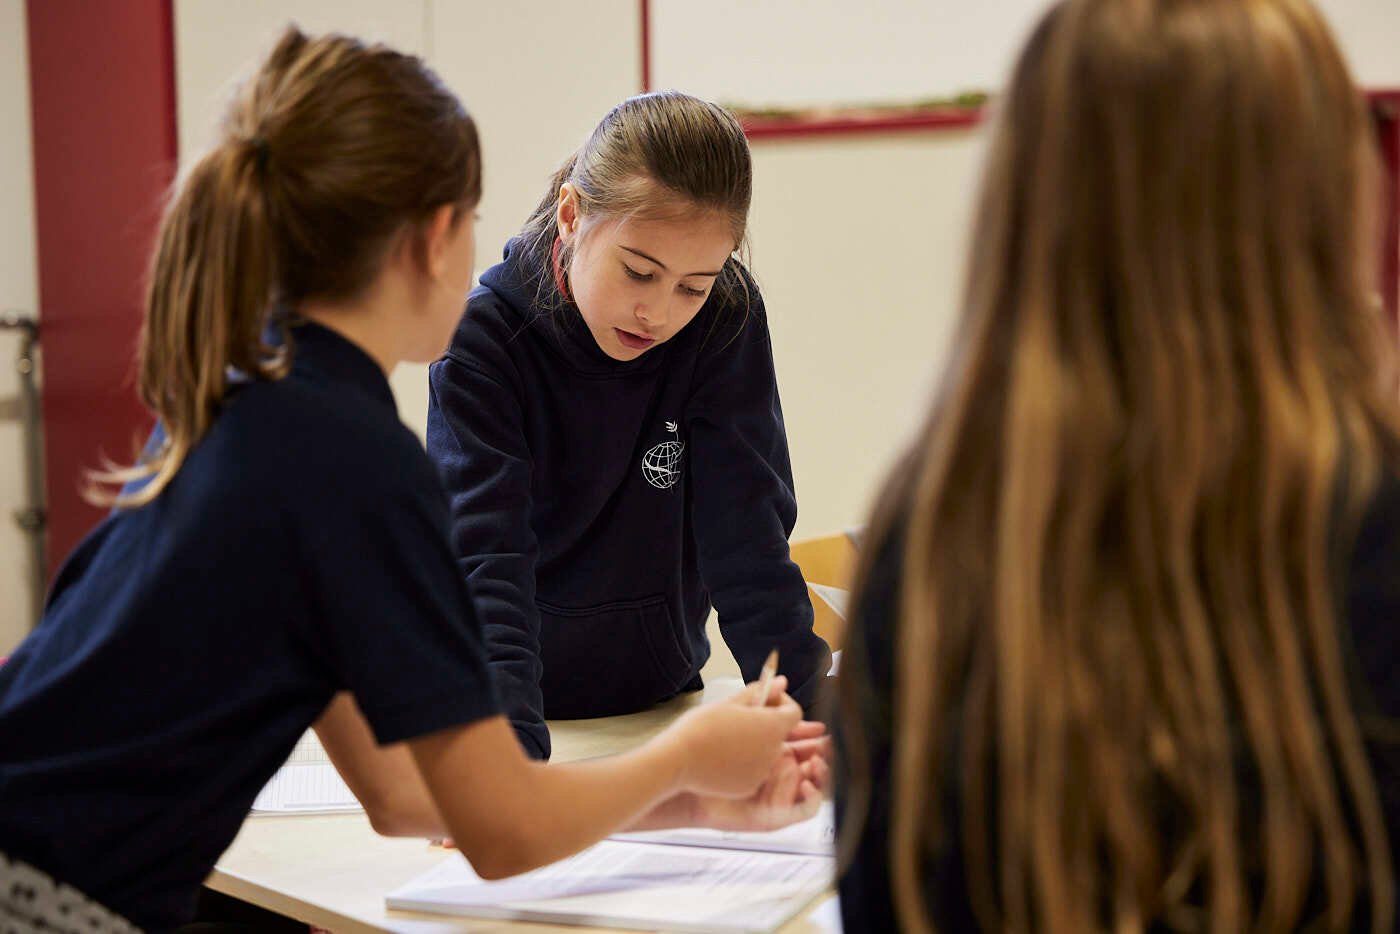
[
  {"x1": 426, "y1": 351, "x2": 550, "y2": 759},
  {"x1": 684, "y1": 278, "x2": 832, "y2": 714}
]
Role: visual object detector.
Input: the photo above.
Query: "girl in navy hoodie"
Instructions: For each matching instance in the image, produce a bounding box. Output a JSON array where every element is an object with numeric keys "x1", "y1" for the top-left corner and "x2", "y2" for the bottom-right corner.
[{"x1": 429, "y1": 91, "x2": 831, "y2": 758}]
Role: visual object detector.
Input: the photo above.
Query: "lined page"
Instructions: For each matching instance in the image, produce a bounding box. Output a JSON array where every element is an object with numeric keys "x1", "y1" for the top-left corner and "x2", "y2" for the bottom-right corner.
[
  {"x1": 612, "y1": 801, "x2": 835, "y2": 857},
  {"x1": 387, "y1": 843, "x2": 832, "y2": 934},
  {"x1": 251, "y1": 730, "x2": 361, "y2": 814}
]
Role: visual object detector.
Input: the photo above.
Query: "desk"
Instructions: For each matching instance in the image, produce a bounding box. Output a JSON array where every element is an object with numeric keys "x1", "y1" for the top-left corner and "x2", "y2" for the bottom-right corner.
[{"x1": 207, "y1": 677, "x2": 836, "y2": 933}]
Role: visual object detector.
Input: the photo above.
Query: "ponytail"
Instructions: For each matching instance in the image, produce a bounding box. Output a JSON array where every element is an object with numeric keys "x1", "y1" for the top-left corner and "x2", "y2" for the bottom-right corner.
[
  {"x1": 86, "y1": 26, "x2": 481, "y2": 507},
  {"x1": 89, "y1": 138, "x2": 286, "y2": 507},
  {"x1": 516, "y1": 91, "x2": 753, "y2": 316}
]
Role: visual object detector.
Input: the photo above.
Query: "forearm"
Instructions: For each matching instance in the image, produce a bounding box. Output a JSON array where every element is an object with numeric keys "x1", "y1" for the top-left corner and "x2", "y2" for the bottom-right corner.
[
  {"x1": 315, "y1": 693, "x2": 447, "y2": 837},
  {"x1": 411, "y1": 717, "x2": 687, "y2": 879},
  {"x1": 518, "y1": 743, "x2": 689, "y2": 860},
  {"x1": 623, "y1": 791, "x2": 703, "y2": 832}
]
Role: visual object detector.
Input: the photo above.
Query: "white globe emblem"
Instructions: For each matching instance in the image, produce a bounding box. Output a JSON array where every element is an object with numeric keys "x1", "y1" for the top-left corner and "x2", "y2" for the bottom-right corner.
[{"x1": 642, "y1": 421, "x2": 684, "y2": 490}]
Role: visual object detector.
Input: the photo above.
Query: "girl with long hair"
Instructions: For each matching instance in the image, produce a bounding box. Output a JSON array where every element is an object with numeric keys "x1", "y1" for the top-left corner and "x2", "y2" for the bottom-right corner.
[{"x1": 836, "y1": 1, "x2": 1399, "y2": 930}]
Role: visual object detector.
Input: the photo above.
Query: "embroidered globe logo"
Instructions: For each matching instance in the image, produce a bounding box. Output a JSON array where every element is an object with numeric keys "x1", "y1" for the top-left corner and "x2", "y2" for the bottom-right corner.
[{"x1": 642, "y1": 421, "x2": 684, "y2": 490}]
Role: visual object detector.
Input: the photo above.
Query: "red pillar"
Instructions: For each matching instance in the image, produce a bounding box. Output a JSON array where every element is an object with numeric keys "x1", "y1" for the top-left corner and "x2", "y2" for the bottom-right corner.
[{"x1": 27, "y1": 0, "x2": 175, "y2": 576}]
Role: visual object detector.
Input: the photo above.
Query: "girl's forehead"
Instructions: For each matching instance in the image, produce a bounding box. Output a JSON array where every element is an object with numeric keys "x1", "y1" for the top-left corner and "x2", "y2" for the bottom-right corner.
[{"x1": 592, "y1": 213, "x2": 735, "y2": 271}]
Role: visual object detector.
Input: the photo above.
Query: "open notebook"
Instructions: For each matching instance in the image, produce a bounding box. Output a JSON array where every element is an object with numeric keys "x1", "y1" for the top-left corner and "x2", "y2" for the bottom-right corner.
[
  {"x1": 251, "y1": 729, "x2": 360, "y2": 815},
  {"x1": 386, "y1": 804, "x2": 835, "y2": 933}
]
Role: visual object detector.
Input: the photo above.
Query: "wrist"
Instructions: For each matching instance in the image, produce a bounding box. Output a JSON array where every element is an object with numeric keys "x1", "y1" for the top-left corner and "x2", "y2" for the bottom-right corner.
[{"x1": 646, "y1": 716, "x2": 693, "y2": 797}]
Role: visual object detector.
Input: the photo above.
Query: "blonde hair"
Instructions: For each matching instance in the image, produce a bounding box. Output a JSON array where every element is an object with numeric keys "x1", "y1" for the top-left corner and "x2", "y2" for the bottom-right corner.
[
  {"x1": 91, "y1": 27, "x2": 481, "y2": 506},
  {"x1": 518, "y1": 90, "x2": 753, "y2": 314},
  {"x1": 839, "y1": 0, "x2": 1399, "y2": 931}
]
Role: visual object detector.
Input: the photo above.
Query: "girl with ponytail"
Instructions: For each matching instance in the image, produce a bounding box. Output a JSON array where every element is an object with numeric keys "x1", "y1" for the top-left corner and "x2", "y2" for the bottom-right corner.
[
  {"x1": 0, "y1": 30, "x2": 824, "y2": 932},
  {"x1": 836, "y1": 1, "x2": 1400, "y2": 931},
  {"x1": 428, "y1": 91, "x2": 831, "y2": 760}
]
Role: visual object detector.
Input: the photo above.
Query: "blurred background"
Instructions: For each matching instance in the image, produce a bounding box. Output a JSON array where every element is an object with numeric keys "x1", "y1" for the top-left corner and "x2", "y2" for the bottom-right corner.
[{"x1": 1, "y1": 0, "x2": 1397, "y2": 653}]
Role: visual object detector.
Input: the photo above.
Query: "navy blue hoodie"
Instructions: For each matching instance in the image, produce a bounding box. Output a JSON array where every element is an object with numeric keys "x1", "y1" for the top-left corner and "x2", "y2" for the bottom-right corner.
[{"x1": 427, "y1": 239, "x2": 831, "y2": 758}]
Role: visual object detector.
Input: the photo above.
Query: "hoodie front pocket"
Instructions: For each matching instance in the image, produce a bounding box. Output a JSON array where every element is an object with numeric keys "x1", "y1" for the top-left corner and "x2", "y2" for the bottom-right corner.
[{"x1": 536, "y1": 594, "x2": 692, "y2": 719}]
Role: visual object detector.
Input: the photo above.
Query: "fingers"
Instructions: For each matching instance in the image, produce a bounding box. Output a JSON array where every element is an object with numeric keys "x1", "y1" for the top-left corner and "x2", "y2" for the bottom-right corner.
[
  {"x1": 769, "y1": 752, "x2": 801, "y2": 807},
  {"x1": 764, "y1": 674, "x2": 788, "y2": 706},
  {"x1": 784, "y1": 736, "x2": 832, "y2": 761},
  {"x1": 735, "y1": 674, "x2": 787, "y2": 706},
  {"x1": 736, "y1": 674, "x2": 791, "y2": 707},
  {"x1": 769, "y1": 691, "x2": 803, "y2": 726},
  {"x1": 800, "y1": 753, "x2": 831, "y2": 795},
  {"x1": 786, "y1": 720, "x2": 828, "y2": 741},
  {"x1": 793, "y1": 780, "x2": 821, "y2": 817}
]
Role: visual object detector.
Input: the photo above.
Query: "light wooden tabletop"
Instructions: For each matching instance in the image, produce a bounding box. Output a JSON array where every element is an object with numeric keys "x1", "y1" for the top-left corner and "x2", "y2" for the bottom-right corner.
[{"x1": 206, "y1": 676, "x2": 838, "y2": 933}]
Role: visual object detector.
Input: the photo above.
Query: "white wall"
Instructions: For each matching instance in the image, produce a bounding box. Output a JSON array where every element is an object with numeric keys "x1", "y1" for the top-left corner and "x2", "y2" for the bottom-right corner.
[
  {"x1": 749, "y1": 131, "x2": 985, "y2": 536},
  {"x1": 652, "y1": 0, "x2": 1400, "y2": 537},
  {"x1": 0, "y1": 0, "x2": 38, "y2": 653},
  {"x1": 1314, "y1": 0, "x2": 1400, "y2": 85},
  {"x1": 652, "y1": 0, "x2": 1051, "y2": 108},
  {"x1": 654, "y1": 0, "x2": 1400, "y2": 107},
  {"x1": 0, "y1": 2, "x2": 1395, "y2": 644},
  {"x1": 174, "y1": 0, "x2": 641, "y2": 437},
  {"x1": 421, "y1": 0, "x2": 640, "y2": 432}
]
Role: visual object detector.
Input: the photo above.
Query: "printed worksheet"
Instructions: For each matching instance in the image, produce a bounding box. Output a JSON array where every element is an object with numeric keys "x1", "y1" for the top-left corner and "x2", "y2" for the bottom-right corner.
[
  {"x1": 386, "y1": 841, "x2": 832, "y2": 933},
  {"x1": 251, "y1": 730, "x2": 360, "y2": 814}
]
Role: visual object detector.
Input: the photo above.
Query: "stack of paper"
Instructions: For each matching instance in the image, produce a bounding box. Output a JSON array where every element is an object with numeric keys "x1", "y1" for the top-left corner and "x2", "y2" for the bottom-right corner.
[
  {"x1": 251, "y1": 730, "x2": 360, "y2": 815},
  {"x1": 386, "y1": 804, "x2": 835, "y2": 933},
  {"x1": 613, "y1": 801, "x2": 834, "y2": 856}
]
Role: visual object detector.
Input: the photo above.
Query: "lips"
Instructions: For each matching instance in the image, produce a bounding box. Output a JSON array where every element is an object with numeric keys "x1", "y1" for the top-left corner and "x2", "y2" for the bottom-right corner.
[{"x1": 615, "y1": 328, "x2": 656, "y2": 351}]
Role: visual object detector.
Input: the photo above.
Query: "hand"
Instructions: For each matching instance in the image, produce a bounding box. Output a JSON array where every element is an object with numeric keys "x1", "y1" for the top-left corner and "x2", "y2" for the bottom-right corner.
[
  {"x1": 693, "y1": 746, "x2": 827, "y2": 833},
  {"x1": 662, "y1": 676, "x2": 802, "y2": 798},
  {"x1": 784, "y1": 718, "x2": 833, "y2": 774}
]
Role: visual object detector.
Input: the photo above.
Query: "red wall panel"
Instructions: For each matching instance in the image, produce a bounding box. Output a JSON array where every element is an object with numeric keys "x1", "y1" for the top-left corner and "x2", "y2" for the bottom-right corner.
[{"x1": 27, "y1": 0, "x2": 175, "y2": 576}]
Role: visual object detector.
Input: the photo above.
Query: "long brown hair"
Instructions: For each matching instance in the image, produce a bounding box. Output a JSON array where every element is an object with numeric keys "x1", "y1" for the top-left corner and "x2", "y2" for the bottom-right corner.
[
  {"x1": 839, "y1": 0, "x2": 1399, "y2": 930},
  {"x1": 91, "y1": 27, "x2": 481, "y2": 506},
  {"x1": 516, "y1": 90, "x2": 753, "y2": 315}
]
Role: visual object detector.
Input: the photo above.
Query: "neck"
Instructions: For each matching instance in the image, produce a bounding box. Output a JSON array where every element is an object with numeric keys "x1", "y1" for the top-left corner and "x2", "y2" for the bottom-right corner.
[{"x1": 297, "y1": 286, "x2": 405, "y2": 376}]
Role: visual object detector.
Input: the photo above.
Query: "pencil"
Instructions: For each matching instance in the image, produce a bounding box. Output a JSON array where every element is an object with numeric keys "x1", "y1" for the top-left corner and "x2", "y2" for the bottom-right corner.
[{"x1": 753, "y1": 648, "x2": 779, "y2": 706}]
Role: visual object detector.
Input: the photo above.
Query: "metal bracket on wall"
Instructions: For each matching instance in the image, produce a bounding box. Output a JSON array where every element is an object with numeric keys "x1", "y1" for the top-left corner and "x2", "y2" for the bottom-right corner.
[{"x1": 0, "y1": 312, "x2": 45, "y2": 630}]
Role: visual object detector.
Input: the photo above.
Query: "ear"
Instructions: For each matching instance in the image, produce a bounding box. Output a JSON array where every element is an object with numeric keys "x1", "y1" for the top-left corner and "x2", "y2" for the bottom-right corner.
[
  {"x1": 422, "y1": 203, "x2": 458, "y2": 281},
  {"x1": 555, "y1": 183, "x2": 580, "y2": 245}
]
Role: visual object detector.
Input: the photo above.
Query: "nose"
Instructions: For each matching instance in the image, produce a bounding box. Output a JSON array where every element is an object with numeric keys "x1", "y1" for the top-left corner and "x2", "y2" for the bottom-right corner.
[
  {"x1": 635, "y1": 302, "x2": 664, "y2": 332},
  {"x1": 635, "y1": 292, "x2": 687, "y2": 332}
]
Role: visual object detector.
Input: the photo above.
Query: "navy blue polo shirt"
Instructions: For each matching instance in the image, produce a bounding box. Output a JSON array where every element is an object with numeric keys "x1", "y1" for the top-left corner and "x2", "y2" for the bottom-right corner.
[{"x1": 0, "y1": 321, "x2": 500, "y2": 931}]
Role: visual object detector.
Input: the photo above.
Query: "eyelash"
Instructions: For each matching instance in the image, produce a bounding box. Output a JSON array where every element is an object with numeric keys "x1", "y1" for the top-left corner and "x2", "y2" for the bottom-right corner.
[{"x1": 624, "y1": 264, "x2": 708, "y2": 298}]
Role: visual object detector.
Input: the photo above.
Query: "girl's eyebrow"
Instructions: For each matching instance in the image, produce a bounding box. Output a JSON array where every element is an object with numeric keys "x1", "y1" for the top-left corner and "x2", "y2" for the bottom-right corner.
[{"x1": 619, "y1": 245, "x2": 721, "y2": 278}]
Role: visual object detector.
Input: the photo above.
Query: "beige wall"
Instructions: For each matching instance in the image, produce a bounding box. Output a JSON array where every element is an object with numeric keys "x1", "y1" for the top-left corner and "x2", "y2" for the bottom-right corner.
[
  {"x1": 750, "y1": 131, "x2": 985, "y2": 535},
  {"x1": 653, "y1": 0, "x2": 1400, "y2": 104},
  {"x1": 1314, "y1": 0, "x2": 1400, "y2": 84},
  {"x1": 652, "y1": 0, "x2": 1400, "y2": 537},
  {"x1": 0, "y1": 0, "x2": 37, "y2": 653},
  {"x1": 174, "y1": 0, "x2": 640, "y2": 437},
  {"x1": 1, "y1": 2, "x2": 1398, "y2": 644}
]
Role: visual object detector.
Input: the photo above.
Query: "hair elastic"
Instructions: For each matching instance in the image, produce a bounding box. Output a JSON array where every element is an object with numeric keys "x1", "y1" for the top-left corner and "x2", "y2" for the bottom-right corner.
[{"x1": 551, "y1": 236, "x2": 571, "y2": 300}]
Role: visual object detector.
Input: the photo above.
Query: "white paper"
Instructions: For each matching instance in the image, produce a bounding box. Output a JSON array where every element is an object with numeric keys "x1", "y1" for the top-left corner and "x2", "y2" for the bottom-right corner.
[
  {"x1": 807, "y1": 583, "x2": 850, "y2": 619},
  {"x1": 251, "y1": 730, "x2": 360, "y2": 815},
  {"x1": 612, "y1": 801, "x2": 834, "y2": 857},
  {"x1": 807, "y1": 894, "x2": 844, "y2": 932},
  {"x1": 386, "y1": 843, "x2": 832, "y2": 934}
]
